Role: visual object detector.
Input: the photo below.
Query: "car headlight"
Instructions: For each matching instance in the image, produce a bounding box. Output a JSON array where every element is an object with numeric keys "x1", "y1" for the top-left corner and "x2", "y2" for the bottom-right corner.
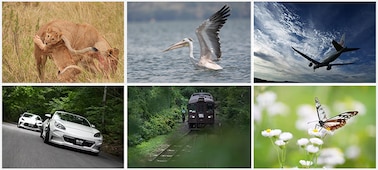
[
  {"x1": 94, "y1": 132, "x2": 101, "y2": 138},
  {"x1": 54, "y1": 122, "x2": 66, "y2": 130}
]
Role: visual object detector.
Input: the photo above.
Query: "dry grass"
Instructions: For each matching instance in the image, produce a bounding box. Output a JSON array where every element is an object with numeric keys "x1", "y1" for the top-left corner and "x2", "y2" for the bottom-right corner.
[{"x1": 2, "y1": 2, "x2": 124, "y2": 83}]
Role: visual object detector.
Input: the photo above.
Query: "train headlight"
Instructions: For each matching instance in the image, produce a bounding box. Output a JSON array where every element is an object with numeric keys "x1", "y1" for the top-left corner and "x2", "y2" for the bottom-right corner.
[
  {"x1": 208, "y1": 115, "x2": 212, "y2": 119},
  {"x1": 190, "y1": 115, "x2": 196, "y2": 119}
]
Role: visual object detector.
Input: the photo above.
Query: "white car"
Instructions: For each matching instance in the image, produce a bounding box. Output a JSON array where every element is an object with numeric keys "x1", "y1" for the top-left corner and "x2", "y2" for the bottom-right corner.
[
  {"x1": 18, "y1": 112, "x2": 43, "y2": 131},
  {"x1": 41, "y1": 111, "x2": 103, "y2": 155}
]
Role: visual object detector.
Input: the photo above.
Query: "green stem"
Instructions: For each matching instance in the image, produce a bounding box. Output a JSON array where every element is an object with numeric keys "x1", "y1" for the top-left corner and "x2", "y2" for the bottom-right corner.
[
  {"x1": 270, "y1": 138, "x2": 282, "y2": 168},
  {"x1": 282, "y1": 147, "x2": 286, "y2": 167}
]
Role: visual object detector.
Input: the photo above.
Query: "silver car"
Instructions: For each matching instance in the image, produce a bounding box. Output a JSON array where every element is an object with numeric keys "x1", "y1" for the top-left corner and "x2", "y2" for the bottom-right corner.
[
  {"x1": 18, "y1": 112, "x2": 43, "y2": 131},
  {"x1": 41, "y1": 111, "x2": 103, "y2": 155}
]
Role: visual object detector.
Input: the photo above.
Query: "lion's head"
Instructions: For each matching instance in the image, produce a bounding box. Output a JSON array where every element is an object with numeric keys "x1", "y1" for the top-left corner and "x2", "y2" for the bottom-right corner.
[{"x1": 44, "y1": 26, "x2": 62, "y2": 46}]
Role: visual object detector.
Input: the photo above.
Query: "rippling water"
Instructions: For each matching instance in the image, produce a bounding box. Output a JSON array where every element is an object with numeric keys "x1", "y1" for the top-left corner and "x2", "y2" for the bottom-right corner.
[{"x1": 127, "y1": 19, "x2": 251, "y2": 83}]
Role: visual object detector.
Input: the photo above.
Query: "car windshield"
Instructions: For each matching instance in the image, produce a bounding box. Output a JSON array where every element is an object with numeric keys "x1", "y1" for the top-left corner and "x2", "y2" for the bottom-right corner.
[
  {"x1": 35, "y1": 116, "x2": 42, "y2": 121},
  {"x1": 23, "y1": 113, "x2": 33, "y2": 117},
  {"x1": 57, "y1": 112, "x2": 91, "y2": 127}
]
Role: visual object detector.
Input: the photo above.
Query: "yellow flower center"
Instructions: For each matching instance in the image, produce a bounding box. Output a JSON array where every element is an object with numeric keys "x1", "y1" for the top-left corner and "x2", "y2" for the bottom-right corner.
[
  {"x1": 326, "y1": 127, "x2": 331, "y2": 131},
  {"x1": 313, "y1": 129, "x2": 319, "y2": 133},
  {"x1": 266, "y1": 129, "x2": 271, "y2": 133}
]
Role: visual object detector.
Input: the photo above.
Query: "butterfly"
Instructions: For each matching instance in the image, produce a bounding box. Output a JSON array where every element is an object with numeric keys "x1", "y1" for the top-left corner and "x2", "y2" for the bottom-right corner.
[{"x1": 315, "y1": 97, "x2": 358, "y2": 131}]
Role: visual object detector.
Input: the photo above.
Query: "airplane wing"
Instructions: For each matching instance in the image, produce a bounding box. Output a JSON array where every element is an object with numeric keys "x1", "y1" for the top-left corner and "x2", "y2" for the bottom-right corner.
[
  {"x1": 343, "y1": 47, "x2": 360, "y2": 52},
  {"x1": 329, "y1": 62, "x2": 355, "y2": 66},
  {"x1": 292, "y1": 47, "x2": 320, "y2": 65}
]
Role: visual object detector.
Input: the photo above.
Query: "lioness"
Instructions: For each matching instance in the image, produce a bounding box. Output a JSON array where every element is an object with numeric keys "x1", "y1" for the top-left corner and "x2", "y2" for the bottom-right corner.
[
  {"x1": 34, "y1": 20, "x2": 120, "y2": 82},
  {"x1": 34, "y1": 26, "x2": 98, "y2": 55},
  {"x1": 34, "y1": 32, "x2": 98, "y2": 82}
]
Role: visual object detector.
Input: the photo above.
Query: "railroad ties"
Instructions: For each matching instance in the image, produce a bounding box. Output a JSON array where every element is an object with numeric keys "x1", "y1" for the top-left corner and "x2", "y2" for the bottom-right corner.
[{"x1": 150, "y1": 131, "x2": 196, "y2": 166}]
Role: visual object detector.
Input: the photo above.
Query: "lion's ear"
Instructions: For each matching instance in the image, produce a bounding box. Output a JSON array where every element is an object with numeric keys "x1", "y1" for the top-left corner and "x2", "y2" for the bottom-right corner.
[{"x1": 58, "y1": 32, "x2": 63, "y2": 39}]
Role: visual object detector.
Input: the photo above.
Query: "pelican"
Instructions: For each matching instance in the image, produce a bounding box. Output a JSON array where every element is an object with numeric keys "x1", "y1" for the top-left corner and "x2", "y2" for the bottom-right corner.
[{"x1": 163, "y1": 4, "x2": 231, "y2": 70}]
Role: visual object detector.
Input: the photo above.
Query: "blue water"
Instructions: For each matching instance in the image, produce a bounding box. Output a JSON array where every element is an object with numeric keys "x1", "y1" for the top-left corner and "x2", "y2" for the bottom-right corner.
[{"x1": 127, "y1": 19, "x2": 251, "y2": 83}]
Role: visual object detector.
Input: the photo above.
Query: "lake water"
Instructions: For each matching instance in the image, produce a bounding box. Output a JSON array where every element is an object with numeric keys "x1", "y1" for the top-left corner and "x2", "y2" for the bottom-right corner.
[{"x1": 127, "y1": 19, "x2": 251, "y2": 83}]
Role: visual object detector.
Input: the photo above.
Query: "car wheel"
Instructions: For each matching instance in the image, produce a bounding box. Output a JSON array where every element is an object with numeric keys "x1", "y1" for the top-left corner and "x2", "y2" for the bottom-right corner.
[{"x1": 43, "y1": 127, "x2": 50, "y2": 144}]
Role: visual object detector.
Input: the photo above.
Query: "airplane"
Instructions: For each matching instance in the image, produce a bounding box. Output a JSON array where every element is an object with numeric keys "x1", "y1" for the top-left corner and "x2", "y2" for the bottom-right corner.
[{"x1": 292, "y1": 34, "x2": 359, "y2": 71}]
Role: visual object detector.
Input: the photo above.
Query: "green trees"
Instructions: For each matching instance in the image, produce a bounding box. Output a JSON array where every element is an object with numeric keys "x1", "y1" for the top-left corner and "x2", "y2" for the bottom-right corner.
[{"x1": 2, "y1": 86, "x2": 124, "y2": 157}]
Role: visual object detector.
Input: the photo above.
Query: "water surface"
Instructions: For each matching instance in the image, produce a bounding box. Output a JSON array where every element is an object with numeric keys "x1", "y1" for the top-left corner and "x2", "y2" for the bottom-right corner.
[{"x1": 127, "y1": 19, "x2": 251, "y2": 83}]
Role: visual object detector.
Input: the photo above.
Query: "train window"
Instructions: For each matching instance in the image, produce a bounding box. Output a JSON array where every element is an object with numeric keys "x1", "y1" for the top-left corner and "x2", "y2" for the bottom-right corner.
[
  {"x1": 207, "y1": 103, "x2": 213, "y2": 109},
  {"x1": 187, "y1": 104, "x2": 196, "y2": 112}
]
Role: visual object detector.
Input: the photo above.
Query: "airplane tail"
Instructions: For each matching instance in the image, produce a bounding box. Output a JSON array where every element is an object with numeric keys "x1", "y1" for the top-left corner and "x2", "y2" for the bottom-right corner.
[
  {"x1": 332, "y1": 33, "x2": 352, "y2": 51},
  {"x1": 339, "y1": 33, "x2": 345, "y2": 46}
]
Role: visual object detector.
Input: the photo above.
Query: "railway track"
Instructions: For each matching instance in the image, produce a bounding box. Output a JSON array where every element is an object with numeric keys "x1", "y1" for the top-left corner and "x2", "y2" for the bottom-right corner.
[{"x1": 150, "y1": 131, "x2": 198, "y2": 166}]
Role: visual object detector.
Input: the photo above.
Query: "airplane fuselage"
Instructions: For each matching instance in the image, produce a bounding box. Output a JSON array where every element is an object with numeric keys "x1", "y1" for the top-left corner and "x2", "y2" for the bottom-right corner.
[
  {"x1": 315, "y1": 50, "x2": 344, "y2": 69},
  {"x1": 292, "y1": 33, "x2": 359, "y2": 71}
]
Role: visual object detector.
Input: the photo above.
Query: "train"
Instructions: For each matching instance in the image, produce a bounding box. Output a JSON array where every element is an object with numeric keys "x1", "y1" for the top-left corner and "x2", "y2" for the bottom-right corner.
[{"x1": 187, "y1": 92, "x2": 215, "y2": 129}]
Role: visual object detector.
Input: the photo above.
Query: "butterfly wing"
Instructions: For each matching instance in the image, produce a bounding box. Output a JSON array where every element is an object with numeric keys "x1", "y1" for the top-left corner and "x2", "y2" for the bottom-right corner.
[
  {"x1": 322, "y1": 111, "x2": 358, "y2": 131},
  {"x1": 315, "y1": 97, "x2": 327, "y2": 121}
]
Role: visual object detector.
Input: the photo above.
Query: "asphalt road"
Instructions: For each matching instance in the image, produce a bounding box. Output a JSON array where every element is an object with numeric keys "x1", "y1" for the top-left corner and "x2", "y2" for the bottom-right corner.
[{"x1": 2, "y1": 122, "x2": 123, "y2": 168}]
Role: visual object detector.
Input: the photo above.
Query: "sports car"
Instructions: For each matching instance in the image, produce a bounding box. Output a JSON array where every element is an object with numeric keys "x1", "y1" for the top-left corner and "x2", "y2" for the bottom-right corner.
[
  {"x1": 18, "y1": 112, "x2": 43, "y2": 131},
  {"x1": 41, "y1": 111, "x2": 103, "y2": 155}
]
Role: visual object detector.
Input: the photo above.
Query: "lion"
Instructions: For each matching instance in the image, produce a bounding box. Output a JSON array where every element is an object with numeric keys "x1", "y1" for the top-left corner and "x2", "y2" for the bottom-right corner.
[
  {"x1": 34, "y1": 20, "x2": 120, "y2": 82},
  {"x1": 33, "y1": 26, "x2": 98, "y2": 82},
  {"x1": 33, "y1": 32, "x2": 98, "y2": 55},
  {"x1": 40, "y1": 40, "x2": 82, "y2": 82}
]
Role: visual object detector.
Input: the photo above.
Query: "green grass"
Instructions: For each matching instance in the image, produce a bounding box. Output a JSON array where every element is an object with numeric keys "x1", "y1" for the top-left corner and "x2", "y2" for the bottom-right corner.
[
  {"x1": 2, "y1": 2, "x2": 124, "y2": 83},
  {"x1": 128, "y1": 134, "x2": 169, "y2": 167}
]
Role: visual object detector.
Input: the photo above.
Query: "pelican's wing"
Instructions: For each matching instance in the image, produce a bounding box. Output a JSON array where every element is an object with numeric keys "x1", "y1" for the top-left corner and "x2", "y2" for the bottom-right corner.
[{"x1": 195, "y1": 4, "x2": 230, "y2": 60}]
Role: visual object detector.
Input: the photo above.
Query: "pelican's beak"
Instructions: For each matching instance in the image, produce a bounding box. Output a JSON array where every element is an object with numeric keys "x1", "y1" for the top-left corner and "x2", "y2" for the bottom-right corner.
[{"x1": 163, "y1": 40, "x2": 188, "y2": 52}]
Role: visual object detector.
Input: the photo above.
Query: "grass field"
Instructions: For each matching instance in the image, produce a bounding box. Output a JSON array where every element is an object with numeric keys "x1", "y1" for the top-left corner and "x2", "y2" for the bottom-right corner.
[{"x1": 2, "y1": 2, "x2": 124, "y2": 83}]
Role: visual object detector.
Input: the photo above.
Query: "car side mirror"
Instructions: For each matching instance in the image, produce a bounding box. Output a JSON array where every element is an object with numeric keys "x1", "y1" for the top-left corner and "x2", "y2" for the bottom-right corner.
[
  {"x1": 91, "y1": 124, "x2": 96, "y2": 128},
  {"x1": 45, "y1": 114, "x2": 51, "y2": 118}
]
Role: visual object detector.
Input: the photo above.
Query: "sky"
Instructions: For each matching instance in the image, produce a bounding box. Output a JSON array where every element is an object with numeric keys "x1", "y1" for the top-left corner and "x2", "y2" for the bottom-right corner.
[{"x1": 254, "y1": 2, "x2": 375, "y2": 83}]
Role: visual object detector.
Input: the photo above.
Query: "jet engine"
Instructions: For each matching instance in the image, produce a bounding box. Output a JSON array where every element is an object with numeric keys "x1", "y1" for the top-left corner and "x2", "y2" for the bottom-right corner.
[
  {"x1": 309, "y1": 63, "x2": 313, "y2": 67},
  {"x1": 327, "y1": 65, "x2": 332, "y2": 70}
]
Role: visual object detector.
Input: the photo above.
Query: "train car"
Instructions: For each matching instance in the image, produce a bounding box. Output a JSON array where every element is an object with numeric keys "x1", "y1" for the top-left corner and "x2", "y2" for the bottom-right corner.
[{"x1": 187, "y1": 92, "x2": 215, "y2": 129}]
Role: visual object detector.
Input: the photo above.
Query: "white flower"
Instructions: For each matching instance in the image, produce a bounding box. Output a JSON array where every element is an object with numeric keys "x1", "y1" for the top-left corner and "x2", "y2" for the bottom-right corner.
[
  {"x1": 321, "y1": 128, "x2": 334, "y2": 136},
  {"x1": 271, "y1": 129, "x2": 282, "y2": 136},
  {"x1": 275, "y1": 139, "x2": 286, "y2": 146},
  {"x1": 296, "y1": 104, "x2": 317, "y2": 130},
  {"x1": 261, "y1": 129, "x2": 282, "y2": 137},
  {"x1": 297, "y1": 138, "x2": 309, "y2": 146},
  {"x1": 345, "y1": 145, "x2": 360, "y2": 159},
  {"x1": 256, "y1": 91, "x2": 276, "y2": 108},
  {"x1": 299, "y1": 160, "x2": 313, "y2": 167},
  {"x1": 279, "y1": 132, "x2": 293, "y2": 141},
  {"x1": 309, "y1": 137, "x2": 323, "y2": 146},
  {"x1": 267, "y1": 102, "x2": 289, "y2": 116},
  {"x1": 306, "y1": 144, "x2": 319, "y2": 153},
  {"x1": 317, "y1": 148, "x2": 345, "y2": 168},
  {"x1": 254, "y1": 104, "x2": 262, "y2": 123},
  {"x1": 308, "y1": 127, "x2": 324, "y2": 137}
]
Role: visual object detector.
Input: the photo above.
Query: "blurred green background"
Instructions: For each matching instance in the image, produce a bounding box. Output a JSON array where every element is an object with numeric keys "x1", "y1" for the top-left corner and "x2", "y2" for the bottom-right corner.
[{"x1": 254, "y1": 86, "x2": 375, "y2": 168}]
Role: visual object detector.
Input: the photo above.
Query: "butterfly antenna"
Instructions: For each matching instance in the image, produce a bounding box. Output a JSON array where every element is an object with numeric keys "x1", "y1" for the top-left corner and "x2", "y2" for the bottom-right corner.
[{"x1": 307, "y1": 120, "x2": 318, "y2": 124}]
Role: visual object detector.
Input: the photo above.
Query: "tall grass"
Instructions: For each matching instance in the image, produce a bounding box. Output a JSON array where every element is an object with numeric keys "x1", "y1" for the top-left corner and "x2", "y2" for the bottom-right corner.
[{"x1": 2, "y1": 2, "x2": 124, "y2": 83}]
